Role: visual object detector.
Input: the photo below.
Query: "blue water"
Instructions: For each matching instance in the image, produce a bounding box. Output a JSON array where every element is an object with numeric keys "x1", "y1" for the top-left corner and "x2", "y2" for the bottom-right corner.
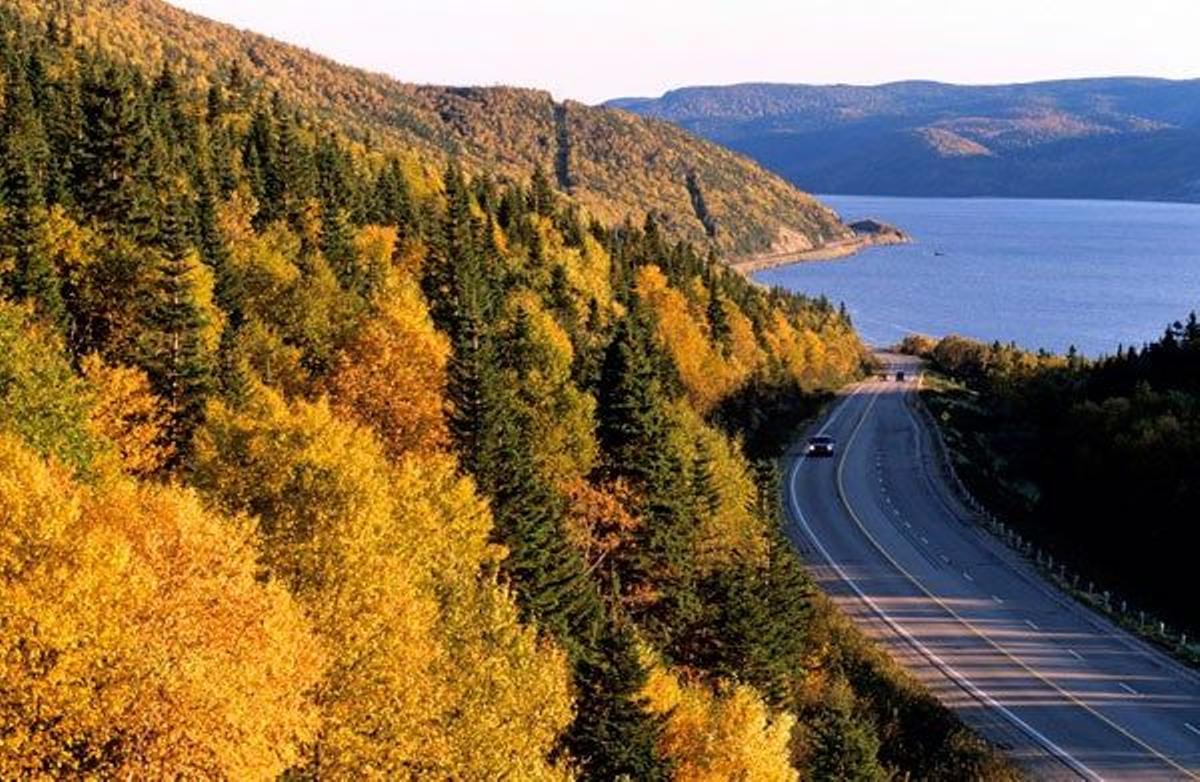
[{"x1": 756, "y1": 195, "x2": 1200, "y2": 356}]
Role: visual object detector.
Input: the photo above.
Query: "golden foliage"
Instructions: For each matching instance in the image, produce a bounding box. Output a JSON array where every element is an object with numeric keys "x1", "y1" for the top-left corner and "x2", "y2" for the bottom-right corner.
[
  {"x1": 328, "y1": 272, "x2": 450, "y2": 460},
  {"x1": 81, "y1": 354, "x2": 172, "y2": 477},
  {"x1": 192, "y1": 386, "x2": 574, "y2": 778},
  {"x1": 7, "y1": 0, "x2": 850, "y2": 259},
  {"x1": 670, "y1": 403, "x2": 766, "y2": 570},
  {"x1": 642, "y1": 659, "x2": 797, "y2": 782},
  {"x1": 562, "y1": 476, "x2": 642, "y2": 573},
  {"x1": 0, "y1": 433, "x2": 322, "y2": 780},
  {"x1": 504, "y1": 293, "x2": 599, "y2": 484},
  {"x1": 636, "y1": 266, "x2": 747, "y2": 412}
]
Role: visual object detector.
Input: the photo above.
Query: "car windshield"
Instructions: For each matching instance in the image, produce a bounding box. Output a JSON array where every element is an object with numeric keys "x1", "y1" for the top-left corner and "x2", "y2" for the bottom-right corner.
[{"x1": 809, "y1": 436, "x2": 833, "y2": 444}]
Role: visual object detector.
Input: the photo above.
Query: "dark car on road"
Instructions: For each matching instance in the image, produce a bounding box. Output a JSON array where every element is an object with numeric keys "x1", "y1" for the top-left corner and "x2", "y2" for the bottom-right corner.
[{"x1": 806, "y1": 435, "x2": 836, "y2": 458}]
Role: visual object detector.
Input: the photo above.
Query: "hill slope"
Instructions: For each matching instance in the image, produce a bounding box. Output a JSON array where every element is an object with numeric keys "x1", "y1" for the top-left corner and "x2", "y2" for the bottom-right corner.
[
  {"x1": 0, "y1": 0, "x2": 1026, "y2": 777},
  {"x1": 12, "y1": 0, "x2": 850, "y2": 259},
  {"x1": 609, "y1": 79, "x2": 1200, "y2": 201}
]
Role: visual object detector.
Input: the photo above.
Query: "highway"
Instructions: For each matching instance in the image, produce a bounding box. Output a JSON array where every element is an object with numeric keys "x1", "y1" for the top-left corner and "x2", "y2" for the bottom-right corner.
[{"x1": 784, "y1": 353, "x2": 1200, "y2": 780}]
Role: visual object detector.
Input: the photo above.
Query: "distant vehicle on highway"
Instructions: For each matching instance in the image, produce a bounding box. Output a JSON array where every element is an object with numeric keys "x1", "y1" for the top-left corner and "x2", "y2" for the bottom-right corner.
[
  {"x1": 806, "y1": 435, "x2": 836, "y2": 457},
  {"x1": 895, "y1": 371, "x2": 906, "y2": 382}
]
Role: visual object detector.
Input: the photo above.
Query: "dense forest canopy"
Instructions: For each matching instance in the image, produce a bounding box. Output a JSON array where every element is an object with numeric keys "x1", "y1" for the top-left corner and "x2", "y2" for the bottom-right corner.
[
  {"x1": 907, "y1": 321, "x2": 1200, "y2": 636},
  {"x1": 0, "y1": 2, "x2": 1016, "y2": 779}
]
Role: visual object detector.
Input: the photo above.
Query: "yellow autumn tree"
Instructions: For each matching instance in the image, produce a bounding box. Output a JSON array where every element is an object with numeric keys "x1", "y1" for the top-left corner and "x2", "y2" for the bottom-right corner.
[
  {"x1": 192, "y1": 385, "x2": 574, "y2": 779},
  {"x1": 0, "y1": 433, "x2": 321, "y2": 780},
  {"x1": 504, "y1": 293, "x2": 599, "y2": 485},
  {"x1": 81, "y1": 353, "x2": 173, "y2": 476},
  {"x1": 535, "y1": 214, "x2": 613, "y2": 315},
  {"x1": 328, "y1": 271, "x2": 450, "y2": 460},
  {"x1": 635, "y1": 265, "x2": 746, "y2": 412},
  {"x1": 642, "y1": 658, "x2": 797, "y2": 782},
  {"x1": 669, "y1": 403, "x2": 767, "y2": 570},
  {"x1": 349, "y1": 224, "x2": 398, "y2": 296}
]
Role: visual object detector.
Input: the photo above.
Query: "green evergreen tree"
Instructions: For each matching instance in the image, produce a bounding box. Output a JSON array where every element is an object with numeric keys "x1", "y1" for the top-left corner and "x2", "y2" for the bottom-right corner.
[
  {"x1": 567, "y1": 619, "x2": 671, "y2": 782},
  {"x1": 140, "y1": 194, "x2": 213, "y2": 467},
  {"x1": 479, "y1": 381, "x2": 603, "y2": 656},
  {"x1": 273, "y1": 104, "x2": 315, "y2": 224},
  {"x1": 690, "y1": 529, "x2": 813, "y2": 703},
  {"x1": 79, "y1": 64, "x2": 154, "y2": 236},
  {"x1": 1, "y1": 55, "x2": 63, "y2": 325},
  {"x1": 598, "y1": 309, "x2": 701, "y2": 642},
  {"x1": 529, "y1": 163, "x2": 556, "y2": 217},
  {"x1": 690, "y1": 437, "x2": 721, "y2": 520},
  {"x1": 368, "y1": 158, "x2": 414, "y2": 237},
  {"x1": 320, "y1": 202, "x2": 357, "y2": 289},
  {"x1": 806, "y1": 702, "x2": 886, "y2": 782},
  {"x1": 705, "y1": 271, "x2": 731, "y2": 352}
]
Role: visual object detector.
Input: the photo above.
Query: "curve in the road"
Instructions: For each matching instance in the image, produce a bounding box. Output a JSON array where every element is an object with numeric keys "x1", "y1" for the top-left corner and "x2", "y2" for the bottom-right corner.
[
  {"x1": 788, "y1": 386, "x2": 1100, "y2": 779},
  {"x1": 787, "y1": 371, "x2": 1200, "y2": 782}
]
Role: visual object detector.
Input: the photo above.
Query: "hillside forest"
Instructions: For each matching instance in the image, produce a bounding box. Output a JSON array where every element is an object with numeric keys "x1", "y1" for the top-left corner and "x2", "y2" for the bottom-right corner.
[{"x1": 0, "y1": 5, "x2": 1018, "y2": 780}]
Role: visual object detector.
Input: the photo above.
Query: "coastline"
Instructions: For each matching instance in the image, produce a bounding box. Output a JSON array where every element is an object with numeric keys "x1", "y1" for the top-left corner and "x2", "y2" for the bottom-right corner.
[{"x1": 729, "y1": 229, "x2": 909, "y2": 275}]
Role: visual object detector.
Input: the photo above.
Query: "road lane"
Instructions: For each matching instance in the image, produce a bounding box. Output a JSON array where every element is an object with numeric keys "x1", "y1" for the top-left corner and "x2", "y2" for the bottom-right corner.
[{"x1": 785, "y1": 359, "x2": 1200, "y2": 779}]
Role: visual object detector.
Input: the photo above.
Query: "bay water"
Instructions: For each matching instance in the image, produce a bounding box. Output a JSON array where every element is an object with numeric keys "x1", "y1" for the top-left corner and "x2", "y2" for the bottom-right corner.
[{"x1": 757, "y1": 195, "x2": 1200, "y2": 355}]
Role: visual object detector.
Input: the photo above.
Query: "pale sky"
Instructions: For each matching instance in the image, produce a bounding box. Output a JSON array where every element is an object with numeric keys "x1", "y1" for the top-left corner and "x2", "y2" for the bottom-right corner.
[{"x1": 169, "y1": 0, "x2": 1200, "y2": 104}]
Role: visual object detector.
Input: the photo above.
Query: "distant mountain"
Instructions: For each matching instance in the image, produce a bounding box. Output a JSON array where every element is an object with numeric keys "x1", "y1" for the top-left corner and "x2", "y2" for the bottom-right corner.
[
  {"x1": 11, "y1": 0, "x2": 850, "y2": 260},
  {"x1": 608, "y1": 79, "x2": 1200, "y2": 201}
]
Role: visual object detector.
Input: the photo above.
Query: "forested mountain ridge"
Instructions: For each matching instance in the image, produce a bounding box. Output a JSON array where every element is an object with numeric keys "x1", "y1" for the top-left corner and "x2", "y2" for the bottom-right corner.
[
  {"x1": 4, "y1": 0, "x2": 852, "y2": 260},
  {"x1": 609, "y1": 79, "x2": 1200, "y2": 201},
  {"x1": 0, "y1": 2, "x2": 1018, "y2": 778}
]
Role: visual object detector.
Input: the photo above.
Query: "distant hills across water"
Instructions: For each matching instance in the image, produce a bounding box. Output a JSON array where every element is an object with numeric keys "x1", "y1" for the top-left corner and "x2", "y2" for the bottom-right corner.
[{"x1": 607, "y1": 79, "x2": 1200, "y2": 202}]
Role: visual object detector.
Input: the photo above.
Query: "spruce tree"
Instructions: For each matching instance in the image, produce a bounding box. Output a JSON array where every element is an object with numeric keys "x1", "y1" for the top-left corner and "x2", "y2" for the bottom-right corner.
[
  {"x1": 690, "y1": 529, "x2": 813, "y2": 704},
  {"x1": 3, "y1": 157, "x2": 62, "y2": 326},
  {"x1": 1, "y1": 55, "x2": 63, "y2": 325},
  {"x1": 479, "y1": 382, "x2": 602, "y2": 656},
  {"x1": 567, "y1": 620, "x2": 671, "y2": 782},
  {"x1": 79, "y1": 64, "x2": 154, "y2": 236},
  {"x1": 141, "y1": 194, "x2": 213, "y2": 467},
  {"x1": 705, "y1": 271, "x2": 731, "y2": 352},
  {"x1": 806, "y1": 702, "x2": 885, "y2": 781},
  {"x1": 368, "y1": 159, "x2": 414, "y2": 237},
  {"x1": 320, "y1": 202, "x2": 357, "y2": 290},
  {"x1": 529, "y1": 163, "x2": 556, "y2": 217},
  {"x1": 598, "y1": 309, "x2": 701, "y2": 642}
]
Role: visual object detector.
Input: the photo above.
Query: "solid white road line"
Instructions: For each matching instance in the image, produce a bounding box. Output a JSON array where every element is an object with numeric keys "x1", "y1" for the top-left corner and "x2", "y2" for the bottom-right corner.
[
  {"x1": 1185, "y1": 722, "x2": 1200, "y2": 737},
  {"x1": 788, "y1": 384, "x2": 1102, "y2": 781},
  {"x1": 1118, "y1": 682, "x2": 1138, "y2": 696},
  {"x1": 1068, "y1": 649, "x2": 1084, "y2": 661},
  {"x1": 1026, "y1": 620, "x2": 1040, "y2": 631},
  {"x1": 992, "y1": 595, "x2": 1005, "y2": 604},
  {"x1": 891, "y1": 378, "x2": 1197, "y2": 779},
  {"x1": 963, "y1": 571, "x2": 974, "y2": 582}
]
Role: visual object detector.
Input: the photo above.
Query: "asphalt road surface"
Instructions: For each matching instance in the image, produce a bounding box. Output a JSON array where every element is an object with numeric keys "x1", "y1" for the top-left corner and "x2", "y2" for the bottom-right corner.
[{"x1": 784, "y1": 353, "x2": 1200, "y2": 780}]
